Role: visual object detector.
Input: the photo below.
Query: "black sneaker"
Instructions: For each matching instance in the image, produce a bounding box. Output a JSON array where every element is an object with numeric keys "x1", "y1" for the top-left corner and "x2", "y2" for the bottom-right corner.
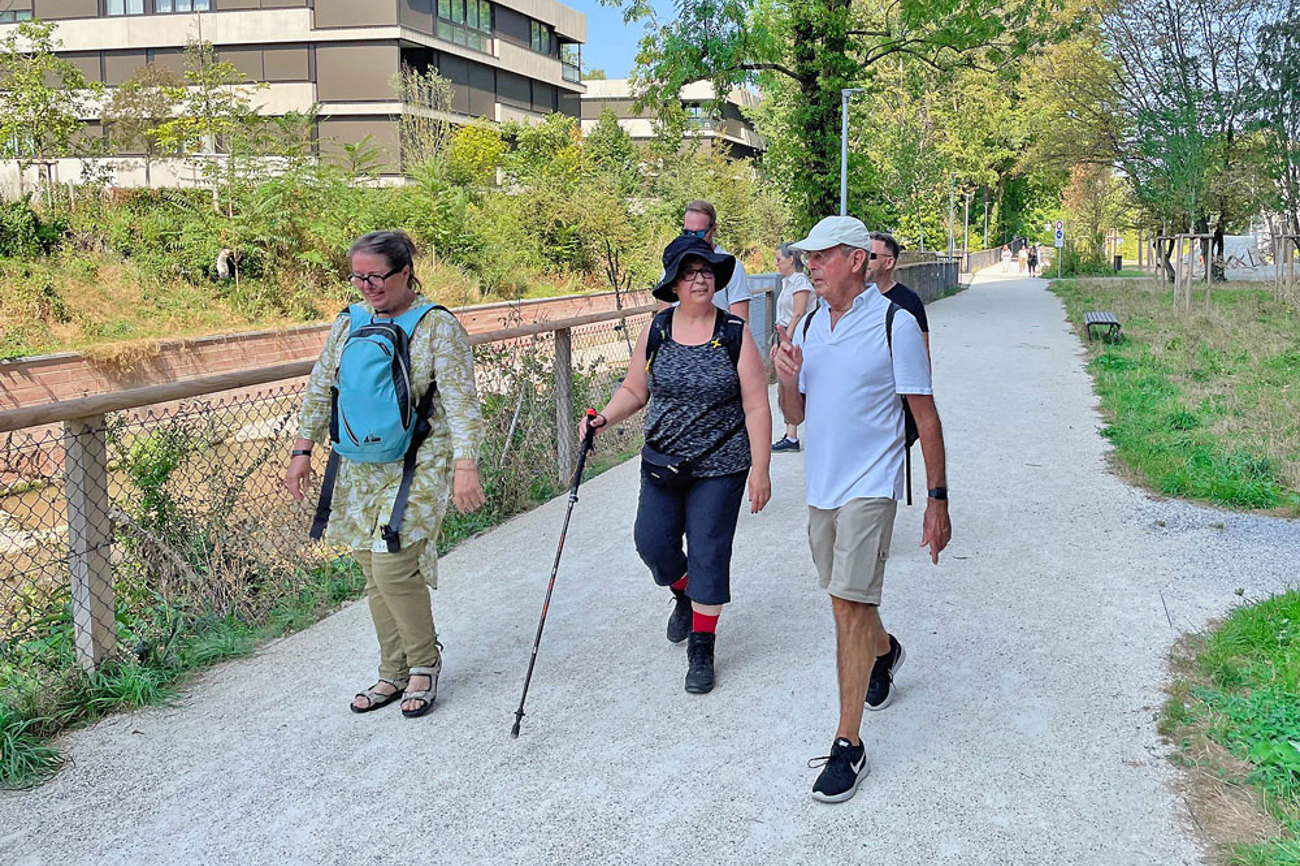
[
  {"x1": 809, "y1": 737, "x2": 869, "y2": 803},
  {"x1": 684, "y1": 631, "x2": 715, "y2": 693},
  {"x1": 865, "y1": 634, "x2": 906, "y2": 711},
  {"x1": 771, "y1": 436, "x2": 801, "y2": 453},
  {"x1": 666, "y1": 588, "x2": 691, "y2": 644}
]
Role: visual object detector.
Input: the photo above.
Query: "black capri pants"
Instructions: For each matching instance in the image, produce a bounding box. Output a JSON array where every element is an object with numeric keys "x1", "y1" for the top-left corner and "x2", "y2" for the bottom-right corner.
[{"x1": 633, "y1": 467, "x2": 747, "y2": 606}]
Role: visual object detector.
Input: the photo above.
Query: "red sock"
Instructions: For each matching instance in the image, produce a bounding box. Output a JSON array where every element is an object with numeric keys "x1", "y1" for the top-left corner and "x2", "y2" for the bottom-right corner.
[
  {"x1": 670, "y1": 576, "x2": 688, "y2": 592},
  {"x1": 692, "y1": 611, "x2": 719, "y2": 633}
]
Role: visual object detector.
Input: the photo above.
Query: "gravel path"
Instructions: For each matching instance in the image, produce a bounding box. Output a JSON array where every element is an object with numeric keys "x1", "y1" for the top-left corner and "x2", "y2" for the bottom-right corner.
[{"x1": 2, "y1": 271, "x2": 1295, "y2": 865}]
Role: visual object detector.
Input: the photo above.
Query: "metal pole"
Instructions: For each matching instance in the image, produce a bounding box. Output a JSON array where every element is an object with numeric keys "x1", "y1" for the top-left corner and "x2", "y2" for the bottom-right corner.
[
  {"x1": 840, "y1": 91, "x2": 849, "y2": 216},
  {"x1": 983, "y1": 192, "x2": 989, "y2": 249},
  {"x1": 839, "y1": 89, "x2": 861, "y2": 217},
  {"x1": 963, "y1": 191, "x2": 972, "y2": 267},
  {"x1": 948, "y1": 177, "x2": 955, "y2": 260}
]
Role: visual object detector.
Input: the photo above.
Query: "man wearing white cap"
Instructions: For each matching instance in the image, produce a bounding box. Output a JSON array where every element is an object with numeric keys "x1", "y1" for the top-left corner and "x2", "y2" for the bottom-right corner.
[{"x1": 772, "y1": 215, "x2": 951, "y2": 803}]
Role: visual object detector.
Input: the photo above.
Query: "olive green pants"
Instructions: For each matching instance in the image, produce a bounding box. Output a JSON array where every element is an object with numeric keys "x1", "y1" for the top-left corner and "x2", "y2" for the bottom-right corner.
[{"x1": 353, "y1": 540, "x2": 440, "y2": 682}]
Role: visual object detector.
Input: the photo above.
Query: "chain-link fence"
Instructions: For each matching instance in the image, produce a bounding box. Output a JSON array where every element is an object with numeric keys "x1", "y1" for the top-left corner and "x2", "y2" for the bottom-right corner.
[{"x1": 0, "y1": 309, "x2": 649, "y2": 782}]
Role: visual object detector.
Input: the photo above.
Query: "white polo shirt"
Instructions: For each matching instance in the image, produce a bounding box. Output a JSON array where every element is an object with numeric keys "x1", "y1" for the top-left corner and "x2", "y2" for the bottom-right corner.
[{"x1": 795, "y1": 285, "x2": 932, "y2": 509}]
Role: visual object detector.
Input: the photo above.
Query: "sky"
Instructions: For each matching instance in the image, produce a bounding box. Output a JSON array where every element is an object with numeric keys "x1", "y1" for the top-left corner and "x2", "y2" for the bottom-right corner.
[{"x1": 563, "y1": 0, "x2": 672, "y2": 79}]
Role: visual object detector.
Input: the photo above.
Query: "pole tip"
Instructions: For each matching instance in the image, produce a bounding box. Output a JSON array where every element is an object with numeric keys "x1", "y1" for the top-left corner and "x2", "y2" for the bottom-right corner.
[{"x1": 510, "y1": 721, "x2": 520, "y2": 739}]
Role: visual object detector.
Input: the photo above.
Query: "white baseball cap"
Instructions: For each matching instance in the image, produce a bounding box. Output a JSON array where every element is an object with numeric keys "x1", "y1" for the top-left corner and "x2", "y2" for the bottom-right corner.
[{"x1": 790, "y1": 216, "x2": 872, "y2": 252}]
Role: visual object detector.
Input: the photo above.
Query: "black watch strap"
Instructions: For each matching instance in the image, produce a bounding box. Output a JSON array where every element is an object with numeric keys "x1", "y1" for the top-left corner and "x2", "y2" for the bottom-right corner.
[{"x1": 928, "y1": 486, "x2": 947, "y2": 500}]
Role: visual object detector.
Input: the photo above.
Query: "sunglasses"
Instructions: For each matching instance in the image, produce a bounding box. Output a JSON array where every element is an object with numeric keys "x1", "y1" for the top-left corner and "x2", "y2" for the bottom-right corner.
[{"x1": 681, "y1": 228, "x2": 710, "y2": 239}]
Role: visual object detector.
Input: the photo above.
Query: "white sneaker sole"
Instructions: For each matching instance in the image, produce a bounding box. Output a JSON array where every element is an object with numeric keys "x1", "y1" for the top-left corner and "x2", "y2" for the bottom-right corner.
[
  {"x1": 864, "y1": 641, "x2": 906, "y2": 712},
  {"x1": 810, "y1": 763, "x2": 871, "y2": 803}
]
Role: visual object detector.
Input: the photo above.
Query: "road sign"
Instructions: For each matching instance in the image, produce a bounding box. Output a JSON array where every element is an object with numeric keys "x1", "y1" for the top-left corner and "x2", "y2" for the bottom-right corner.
[
  {"x1": 1054, "y1": 228, "x2": 1065, "y2": 248},
  {"x1": 1055, "y1": 219, "x2": 1064, "y2": 231}
]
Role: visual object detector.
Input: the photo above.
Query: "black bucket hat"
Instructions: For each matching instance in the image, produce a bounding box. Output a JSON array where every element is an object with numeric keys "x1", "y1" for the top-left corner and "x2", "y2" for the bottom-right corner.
[{"x1": 652, "y1": 235, "x2": 737, "y2": 303}]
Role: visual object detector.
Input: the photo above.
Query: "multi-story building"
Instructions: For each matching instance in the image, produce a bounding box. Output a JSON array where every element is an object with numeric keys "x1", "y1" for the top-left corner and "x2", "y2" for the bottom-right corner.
[
  {"x1": 0, "y1": 0, "x2": 585, "y2": 186},
  {"x1": 579, "y1": 78, "x2": 763, "y2": 161}
]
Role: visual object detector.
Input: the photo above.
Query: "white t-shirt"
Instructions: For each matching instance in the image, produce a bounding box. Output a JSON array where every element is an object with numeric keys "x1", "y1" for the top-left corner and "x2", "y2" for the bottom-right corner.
[
  {"x1": 795, "y1": 285, "x2": 933, "y2": 509},
  {"x1": 775, "y1": 272, "x2": 814, "y2": 327},
  {"x1": 713, "y1": 247, "x2": 750, "y2": 311}
]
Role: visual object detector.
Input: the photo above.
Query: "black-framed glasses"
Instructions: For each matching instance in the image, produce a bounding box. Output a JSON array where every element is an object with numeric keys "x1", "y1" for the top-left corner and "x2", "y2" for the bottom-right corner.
[
  {"x1": 681, "y1": 228, "x2": 709, "y2": 239},
  {"x1": 681, "y1": 267, "x2": 716, "y2": 281},
  {"x1": 868, "y1": 252, "x2": 879, "y2": 259},
  {"x1": 348, "y1": 266, "x2": 404, "y2": 288}
]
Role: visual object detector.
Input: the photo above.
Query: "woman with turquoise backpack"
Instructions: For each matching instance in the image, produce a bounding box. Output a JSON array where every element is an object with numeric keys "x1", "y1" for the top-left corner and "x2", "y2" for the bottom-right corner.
[{"x1": 285, "y1": 230, "x2": 485, "y2": 718}]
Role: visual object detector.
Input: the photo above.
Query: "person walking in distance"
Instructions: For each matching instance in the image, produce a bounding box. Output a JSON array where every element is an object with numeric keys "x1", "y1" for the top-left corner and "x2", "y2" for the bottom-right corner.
[
  {"x1": 772, "y1": 216, "x2": 951, "y2": 803},
  {"x1": 867, "y1": 232, "x2": 930, "y2": 356},
  {"x1": 582, "y1": 235, "x2": 771, "y2": 693},
  {"x1": 772, "y1": 242, "x2": 814, "y2": 452},
  {"x1": 677, "y1": 200, "x2": 752, "y2": 321}
]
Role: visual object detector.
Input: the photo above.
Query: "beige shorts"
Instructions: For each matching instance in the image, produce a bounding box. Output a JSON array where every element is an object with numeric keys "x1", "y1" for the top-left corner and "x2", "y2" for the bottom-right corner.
[{"x1": 807, "y1": 497, "x2": 898, "y2": 605}]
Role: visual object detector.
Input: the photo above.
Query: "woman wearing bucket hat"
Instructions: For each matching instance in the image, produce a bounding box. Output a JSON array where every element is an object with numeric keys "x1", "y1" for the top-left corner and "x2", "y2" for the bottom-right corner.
[{"x1": 579, "y1": 235, "x2": 772, "y2": 693}]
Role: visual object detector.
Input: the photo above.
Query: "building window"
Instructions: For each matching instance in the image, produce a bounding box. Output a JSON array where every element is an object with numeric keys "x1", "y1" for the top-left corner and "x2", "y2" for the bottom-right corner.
[
  {"x1": 157, "y1": 0, "x2": 212, "y2": 11},
  {"x1": 437, "y1": 0, "x2": 492, "y2": 53},
  {"x1": 560, "y1": 43, "x2": 579, "y2": 82},
  {"x1": 0, "y1": 10, "x2": 34, "y2": 21},
  {"x1": 530, "y1": 20, "x2": 551, "y2": 55},
  {"x1": 106, "y1": 0, "x2": 146, "y2": 13}
]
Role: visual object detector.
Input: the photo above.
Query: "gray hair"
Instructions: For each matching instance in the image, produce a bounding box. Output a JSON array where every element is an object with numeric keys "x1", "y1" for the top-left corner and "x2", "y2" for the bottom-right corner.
[
  {"x1": 776, "y1": 242, "x2": 805, "y2": 273},
  {"x1": 349, "y1": 230, "x2": 422, "y2": 292}
]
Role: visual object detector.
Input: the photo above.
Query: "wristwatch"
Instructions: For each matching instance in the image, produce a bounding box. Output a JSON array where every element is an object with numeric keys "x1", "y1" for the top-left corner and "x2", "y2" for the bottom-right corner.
[{"x1": 927, "y1": 486, "x2": 948, "y2": 501}]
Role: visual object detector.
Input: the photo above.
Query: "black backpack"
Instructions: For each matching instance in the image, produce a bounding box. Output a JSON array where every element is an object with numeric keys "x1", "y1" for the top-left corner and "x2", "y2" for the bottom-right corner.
[
  {"x1": 646, "y1": 306, "x2": 745, "y2": 372},
  {"x1": 802, "y1": 301, "x2": 920, "y2": 504}
]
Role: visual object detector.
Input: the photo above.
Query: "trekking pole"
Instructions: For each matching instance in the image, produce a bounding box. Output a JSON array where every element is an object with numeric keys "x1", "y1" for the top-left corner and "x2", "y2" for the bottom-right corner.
[{"x1": 511, "y1": 408, "x2": 600, "y2": 739}]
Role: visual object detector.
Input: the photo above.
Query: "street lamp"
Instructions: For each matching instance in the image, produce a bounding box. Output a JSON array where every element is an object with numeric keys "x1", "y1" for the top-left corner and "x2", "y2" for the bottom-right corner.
[{"x1": 840, "y1": 88, "x2": 864, "y2": 216}]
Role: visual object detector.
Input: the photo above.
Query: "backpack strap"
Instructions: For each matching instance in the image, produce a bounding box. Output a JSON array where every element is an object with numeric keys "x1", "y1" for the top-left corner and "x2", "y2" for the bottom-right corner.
[
  {"x1": 884, "y1": 301, "x2": 918, "y2": 506},
  {"x1": 645, "y1": 307, "x2": 674, "y2": 373},
  {"x1": 713, "y1": 309, "x2": 745, "y2": 367}
]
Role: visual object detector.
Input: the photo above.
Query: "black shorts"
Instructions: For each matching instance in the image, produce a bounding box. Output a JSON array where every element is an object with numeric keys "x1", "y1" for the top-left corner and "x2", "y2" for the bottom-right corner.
[{"x1": 632, "y1": 468, "x2": 747, "y2": 606}]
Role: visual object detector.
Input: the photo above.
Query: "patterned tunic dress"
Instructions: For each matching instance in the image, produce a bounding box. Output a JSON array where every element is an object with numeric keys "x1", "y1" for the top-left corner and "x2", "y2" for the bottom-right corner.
[{"x1": 297, "y1": 298, "x2": 483, "y2": 585}]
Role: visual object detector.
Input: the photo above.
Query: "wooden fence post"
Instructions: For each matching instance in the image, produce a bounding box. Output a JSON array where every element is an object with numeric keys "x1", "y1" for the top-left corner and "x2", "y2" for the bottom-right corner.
[
  {"x1": 554, "y1": 328, "x2": 575, "y2": 486},
  {"x1": 63, "y1": 415, "x2": 116, "y2": 671}
]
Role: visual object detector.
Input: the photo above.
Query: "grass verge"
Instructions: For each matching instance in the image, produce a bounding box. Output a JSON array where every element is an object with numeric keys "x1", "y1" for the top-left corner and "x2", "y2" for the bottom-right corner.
[
  {"x1": 1161, "y1": 591, "x2": 1300, "y2": 864},
  {"x1": 1050, "y1": 277, "x2": 1300, "y2": 514},
  {"x1": 0, "y1": 442, "x2": 640, "y2": 790}
]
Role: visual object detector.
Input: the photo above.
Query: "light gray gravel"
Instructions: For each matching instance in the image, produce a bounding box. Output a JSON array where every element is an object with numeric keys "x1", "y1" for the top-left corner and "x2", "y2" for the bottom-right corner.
[{"x1": 2, "y1": 271, "x2": 1296, "y2": 866}]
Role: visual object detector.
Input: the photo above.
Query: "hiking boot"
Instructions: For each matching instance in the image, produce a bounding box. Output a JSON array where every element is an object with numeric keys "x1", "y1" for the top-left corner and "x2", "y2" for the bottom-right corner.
[
  {"x1": 771, "y1": 436, "x2": 801, "y2": 453},
  {"x1": 865, "y1": 634, "x2": 906, "y2": 711},
  {"x1": 809, "y1": 737, "x2": 869, "y2": 803},
  {"x1": 667, "y1": 588, "x2": 691, "y2": 644},
  {"x1": 684, "y1": 631, "x2": 715, "y2": 693}
]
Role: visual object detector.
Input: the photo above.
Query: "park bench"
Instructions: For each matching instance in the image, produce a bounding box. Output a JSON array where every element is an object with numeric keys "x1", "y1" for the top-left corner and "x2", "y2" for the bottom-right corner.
[{"x1": 1084, "y1": 311, "x2": 1122, "y2": 342}]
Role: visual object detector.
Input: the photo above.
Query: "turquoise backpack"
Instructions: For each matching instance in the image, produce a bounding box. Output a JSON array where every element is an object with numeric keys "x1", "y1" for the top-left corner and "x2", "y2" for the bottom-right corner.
[{"x1": 310, "y1": 302, "x2": 449, "y2": 552}]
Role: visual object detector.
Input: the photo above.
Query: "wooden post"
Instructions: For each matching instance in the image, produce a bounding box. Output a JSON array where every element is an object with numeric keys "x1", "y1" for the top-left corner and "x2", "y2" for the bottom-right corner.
[
  {"x1": 63, "y1": 415, "x2": 117, "y2": 671},
  {"x1": 553, "y1": 328, "x2": 575, "y2": 486}
]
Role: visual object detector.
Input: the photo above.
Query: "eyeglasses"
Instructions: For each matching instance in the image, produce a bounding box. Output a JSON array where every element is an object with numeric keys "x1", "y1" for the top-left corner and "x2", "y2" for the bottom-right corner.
[
  {"x1": 681, "y1": 228, "x2": 710, "y2": 239},
  {"x1": 868, "y1": 252, "x2": 879, "y2": 260},
  {"x1": 348, "y1": 266, "x2": 403, "y2": 288},
  {"x1": 681, "y1": 268, "x2": 716, "y2": 282}
]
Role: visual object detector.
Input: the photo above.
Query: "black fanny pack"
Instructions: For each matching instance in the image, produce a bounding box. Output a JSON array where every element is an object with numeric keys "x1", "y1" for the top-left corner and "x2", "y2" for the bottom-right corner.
[
  {"x1": 640, "y1": 444, "x2": 695, "y2": 489},
  {"x1": 640, "y1": 416, "x2": 745, "y2": 490}
]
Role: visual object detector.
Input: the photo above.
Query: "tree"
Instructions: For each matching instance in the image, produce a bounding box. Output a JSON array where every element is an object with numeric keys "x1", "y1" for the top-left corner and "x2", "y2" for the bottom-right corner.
[
  {"x1": 1061, "y1": 162, "x2": 1126, "y2": 263},
  {"x1": 0, "y1": 20, "x2": 102, "y2": 185},
  {"x1": 583, "y1": 108, "x2": 639, "y2": 193},
  {"x1": 152, "y1": 39, "x2": 265, "y2": 210},
  {"x1": 1250, "y1": 13, "x2": 1300, "y2": 236},
  {"x1": 104, "y1": 63, "x2": 181, "y2": 188},
  {"x1": 391, "y1": 65, "x2": 454, "y2": 169},
  {"x1": 603, "y1": 0, "x2": 1058, "y2": 227},
  {"x1": 583, "y1": 67, "x2": 607, "y2": 80},
  {"x1": 447, "y1": 122, "x2": 506, "y2": 185}
]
